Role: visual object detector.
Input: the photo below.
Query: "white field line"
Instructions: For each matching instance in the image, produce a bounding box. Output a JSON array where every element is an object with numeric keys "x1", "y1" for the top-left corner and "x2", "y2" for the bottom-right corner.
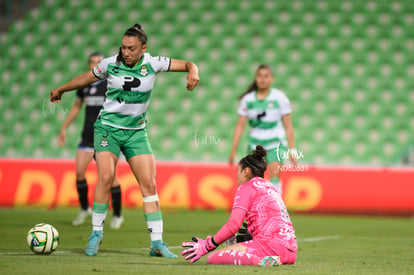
[
  {"x1": 298, "y1": 235, "x2": 341, "y2": 242},
  {"x1": 0, "y1": 236, "x2": 340, "y2": 255},
  {"x1": 0, "y1": 250, "x2": 78, "y2": 255}
]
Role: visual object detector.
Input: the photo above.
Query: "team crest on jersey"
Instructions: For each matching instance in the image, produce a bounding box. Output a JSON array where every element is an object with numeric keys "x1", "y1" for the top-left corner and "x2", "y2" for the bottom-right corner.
[
  {"x1": 90, "y1": 86, "x2": 97, "y2": 95},
  {"x1": 268, "y1": 102, "x2": 274, "y2": 109},
  {"x1": 139, "y1": 65, "x2": 148, "y2": 76},
  {"x1": 100, "y1": 138, "x2": 109, "y2": 147}
]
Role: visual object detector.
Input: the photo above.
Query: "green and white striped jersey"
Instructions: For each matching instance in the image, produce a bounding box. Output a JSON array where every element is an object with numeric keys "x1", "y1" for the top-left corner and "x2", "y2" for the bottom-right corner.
[
  {"x1": 238, "y1": 88, "x2": 292, "y2": 151},
  {"x1": 93, "y1": 53, "x2": 171, "y2": 129}
]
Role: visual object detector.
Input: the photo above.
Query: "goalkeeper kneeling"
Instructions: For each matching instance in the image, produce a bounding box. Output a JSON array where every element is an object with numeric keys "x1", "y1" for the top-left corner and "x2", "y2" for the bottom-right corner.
[{"x1": 182, "y1": 145, "x2": 297, "y2": 266}]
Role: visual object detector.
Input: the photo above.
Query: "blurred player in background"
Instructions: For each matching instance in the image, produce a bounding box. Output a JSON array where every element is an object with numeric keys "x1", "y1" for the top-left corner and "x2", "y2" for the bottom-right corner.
[
  {"x1": 50, "y1": 23, "x2": 199, "y2": 257},
  {"x1": 58, "y1": 52, "x2": 124, "y2": 229},
  {"x1": 229, "y1": 65, "x2": 298, "y2": 194},
  {"x1": 182, "y1": 145, "x2": 297, "y2": 266}
]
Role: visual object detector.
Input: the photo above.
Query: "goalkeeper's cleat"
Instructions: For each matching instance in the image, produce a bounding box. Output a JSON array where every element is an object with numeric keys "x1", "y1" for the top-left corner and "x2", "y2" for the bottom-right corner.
[
  {"x1": 72, "y1": 208, "x2": 92, "y2": 226},
  {"x1": 149, "y1": 240, "x2": 177, "y2": 258},
  {"x1": 260, "y1": 256, "x2": 282, "y2": 267},
  {"x1": 85, "y1": 230, "x2": 103, "y2": 256}
]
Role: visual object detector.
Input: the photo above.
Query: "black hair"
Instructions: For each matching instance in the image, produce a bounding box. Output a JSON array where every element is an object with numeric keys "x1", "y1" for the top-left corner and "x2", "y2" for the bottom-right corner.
[
  {"x1": 116, "y1": 23, "x2": 148, "y2": 63},
  {"x1": 238, "y1": 64, "x2": 274, "y2": 100},
  {"x1": 88, "y1": 51, "x2": 104, "y2": 63},
  {"x1": 239, "y1": 145, "x2": 268, "y2": 178}
]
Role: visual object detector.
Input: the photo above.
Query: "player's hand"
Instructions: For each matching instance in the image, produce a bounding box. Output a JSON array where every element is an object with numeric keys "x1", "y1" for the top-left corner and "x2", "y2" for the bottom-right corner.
[
  {"x1": 50, "y1": 89, "x2": 63, "y2": 102},
  {"x1": 186, "y1": 70, "x2": 199, "y2": 91},
  {"x1": 181, "y1": 235, "x2": 217, "y2": 263},
  {"x1": 58, "y1": 129, "x2": 66, "y2": 146}
]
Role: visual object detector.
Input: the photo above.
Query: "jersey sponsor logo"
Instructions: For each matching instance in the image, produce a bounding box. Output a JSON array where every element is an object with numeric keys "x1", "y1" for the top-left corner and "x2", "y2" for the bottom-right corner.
[
  {"x1": 157, "y1": 56, "x2": 169, "y2": 62},
  {"x1": 139, "y1": 65, "x2": 148, "y2": 76},
  {"x1": 278, "y1": 228, "x2": 295, "y2": 239},
  {"x1": 90, "y1": 87, "x2": 97, "y2": 95},
  {"x1": 251, "y1": 178, "x2": 273, "y2": 190},
  {"x1": 95, "y1": 65, "x2": 102, "y2": 73},
  {"x1": 100, "y1": 138, "x2": 109, "y2": 147},
  {"x1": 122, "y1": 76, "x2": 141, "y2": 91},
  {"x1": 116, "y1": 97, "x2": 144, "y2": 104},
  {"x1": 112, "y1": 66, "x2": 120, "y2": 74},
  {"x1": 85, "y1": 96, "x2": 105, "y2": 106},
  {"x1": 257, "y1": 110, "x2": 266, "y2": 120}
]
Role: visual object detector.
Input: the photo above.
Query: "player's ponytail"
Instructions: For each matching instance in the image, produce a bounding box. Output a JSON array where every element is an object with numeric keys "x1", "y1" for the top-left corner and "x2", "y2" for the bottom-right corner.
[
  {"x1": 239, "y1": 145, "x2": 268, "y2": 177},
  {"x1": 124, "y1": 23, "x2": 148, "y2": 45},
  {"x1": 238, "y1": 64, "x2": 274, "y2": 100},
  {"x1": 117, "y1": 23, "x2": 148, "y2": 63}
]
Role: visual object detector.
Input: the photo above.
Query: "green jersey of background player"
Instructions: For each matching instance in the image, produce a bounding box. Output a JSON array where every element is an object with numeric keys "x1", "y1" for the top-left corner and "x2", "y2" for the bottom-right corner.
[
  {"x1": 50, "y1": 23, "x2": 199, "y2": 257},
  {"x1": 229, "y1": 65, "x2": 298, "y2": 194}
]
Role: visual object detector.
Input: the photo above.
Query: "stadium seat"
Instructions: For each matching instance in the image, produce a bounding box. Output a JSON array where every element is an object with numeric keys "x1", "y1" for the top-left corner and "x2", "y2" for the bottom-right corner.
[{"x1": 0, "y1": 0, "x2": 412, "y2": 165}]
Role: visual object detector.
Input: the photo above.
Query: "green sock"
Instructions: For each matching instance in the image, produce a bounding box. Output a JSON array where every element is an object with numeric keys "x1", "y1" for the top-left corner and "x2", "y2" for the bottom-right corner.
[{"x1": 93, "y1": 202, "x2": 108, "y2": 213}]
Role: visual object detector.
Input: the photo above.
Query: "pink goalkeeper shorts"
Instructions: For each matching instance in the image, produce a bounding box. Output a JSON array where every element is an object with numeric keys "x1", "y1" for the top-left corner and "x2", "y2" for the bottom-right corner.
[{"x1": 241, "y1": 238, "x2": 297, "y2": 264}]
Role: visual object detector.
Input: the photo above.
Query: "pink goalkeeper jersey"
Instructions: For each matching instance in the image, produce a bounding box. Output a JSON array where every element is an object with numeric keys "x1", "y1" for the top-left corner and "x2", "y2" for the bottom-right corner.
[{"x1": 234, "y1": 177, "x2": 297, "y2": 251}]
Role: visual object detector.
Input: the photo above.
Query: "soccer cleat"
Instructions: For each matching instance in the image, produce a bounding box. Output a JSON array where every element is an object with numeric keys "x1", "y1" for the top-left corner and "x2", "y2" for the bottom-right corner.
[
  {"x1": 149, "y1": 240, "x2": 177, "y2": 258},
  {"x1": 72, "y1": 208, "x2": 92, "y2": 226},
  {"x1": 260, "y1": 256, "x2": 282, "y2": 267},
  {"x1": 85, "y1": 230, "x2": 103, "y2": 256},
  {"x1": 110, "y1": 216, "x2": 124, "y2": 229}
]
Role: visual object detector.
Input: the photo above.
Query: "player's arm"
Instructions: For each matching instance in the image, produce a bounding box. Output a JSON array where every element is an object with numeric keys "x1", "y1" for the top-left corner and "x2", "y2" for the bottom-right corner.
[
  {"x1": 181, "y1": 208, "x2": 246, "y2": 264},
  {"x1": 58, "y1": 98, "x2": 83, "y2": 146},
  {"x1": 282, "y1": 114, "x2": 298, "y2": 165},
  {"x1": 168, "y1": 59, "x2": 199, "y2": 91},
  {"x1": 182, "y1": 186, "x2": 250, "y2": 263},
  {"x1": 212, "y1": 184, "x2": 252, "y2": 245},
  {"x1": 212, "y1": 207, "x2": 246, "y2": 244},
  {"x1": 229, "y1": 116, "x2": 248, "y2": 164},
  {"x1": 50, "y1": 71, "x2": 99, "y2": 102}
]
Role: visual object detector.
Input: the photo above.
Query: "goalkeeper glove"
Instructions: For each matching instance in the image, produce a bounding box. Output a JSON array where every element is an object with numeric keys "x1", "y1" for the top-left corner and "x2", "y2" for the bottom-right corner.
[{"x1": 181, "y1": 235, "x2": 217, "y2": 263}]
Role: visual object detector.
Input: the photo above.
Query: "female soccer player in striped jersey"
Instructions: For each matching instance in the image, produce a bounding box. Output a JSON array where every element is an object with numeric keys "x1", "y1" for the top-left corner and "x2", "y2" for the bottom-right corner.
[
  {"x1": 229, "y1": 65, "x2": 298, "y2": 194},
  {"x1": 182, "y1": 145, "x2": 297, "y2": 266},
  {"x1": 58, "y1": 52, "x2": 124, "y2": 229},
  {"x1": 50, "y1": 23, "x2": 199, "y2": 257}
]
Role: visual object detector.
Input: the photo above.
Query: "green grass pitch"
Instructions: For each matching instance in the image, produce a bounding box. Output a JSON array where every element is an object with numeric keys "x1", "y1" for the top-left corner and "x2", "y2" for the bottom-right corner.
[{"x1": 0, "y1": 208, "x2": 413, "y2": 274}]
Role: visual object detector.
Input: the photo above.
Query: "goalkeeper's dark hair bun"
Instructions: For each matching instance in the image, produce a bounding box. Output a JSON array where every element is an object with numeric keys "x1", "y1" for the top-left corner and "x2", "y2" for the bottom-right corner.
[
  {"x1": 239, "y1": 145, "x2": 268, "y2": 178},
  {"x1": 252, "y1": 145, "x2": 267, "y2": 159}
]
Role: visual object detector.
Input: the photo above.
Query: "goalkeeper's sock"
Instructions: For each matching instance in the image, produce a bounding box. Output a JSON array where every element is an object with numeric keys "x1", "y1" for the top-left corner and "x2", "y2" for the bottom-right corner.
[
  {"x1": 270, "y1": 177, "x2": 282, "y2": 194},
  {"x1": 144, "y1": 211, "x2": 163, "y2": 241},
  {"x1": 207, "y1": 249, "x2": 261, "y2": 265},
  {"x1": 111, "y1": 186, "x2": 122, "y2": 217},
  {"x1": 76, "y1": 179, "x2": 89, "y2": 210},
  {"x1": 92, "y1": 202, "x2": 108, "y2": 231}
]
